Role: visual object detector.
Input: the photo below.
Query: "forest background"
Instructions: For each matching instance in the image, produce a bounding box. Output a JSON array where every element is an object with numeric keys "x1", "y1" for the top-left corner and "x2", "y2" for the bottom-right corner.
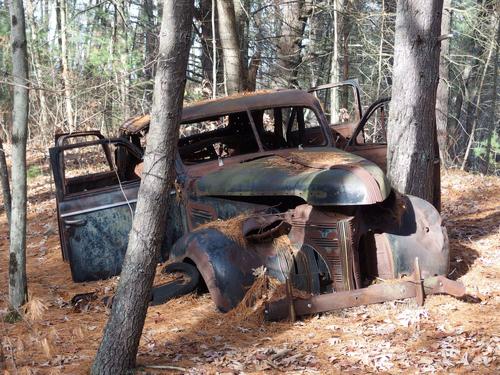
[{"x1": 0, "y1": 0, "x2": 498, "y2": 174}]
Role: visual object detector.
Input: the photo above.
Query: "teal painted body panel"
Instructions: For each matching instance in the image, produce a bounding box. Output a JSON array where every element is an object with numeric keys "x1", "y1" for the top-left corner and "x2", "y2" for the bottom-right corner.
[{"x1": 196, "y1": 148, "x2": 390, "y2": 205}]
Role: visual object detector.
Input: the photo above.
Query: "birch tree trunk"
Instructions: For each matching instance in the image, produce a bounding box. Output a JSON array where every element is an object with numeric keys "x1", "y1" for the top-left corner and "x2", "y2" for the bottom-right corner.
[
  {"x1": 387, "y1": 0, "x2": 443, "y2": 203},
  {"x1": 8, "y1": 0, "x2": 29, "y2": 310},
  {"x1": 91, "y1": 0, "x2": 194, "y2": 373},
  {"x1": 435, "y1": 0, "x2": 451, "y2": 165}
]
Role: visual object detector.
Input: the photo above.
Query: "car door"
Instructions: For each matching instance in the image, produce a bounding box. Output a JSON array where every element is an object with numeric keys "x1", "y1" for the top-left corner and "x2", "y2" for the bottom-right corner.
[
  {"x1": 308, "y1": 79, "x2": 363, "y2": 143},
  {"x1": 50, "y1": 138, "x2": 143, "y2": 282},
  {"x1": 344, "y1": 97, "x2": 391, "y2": 172},
  {"x1": 52, "y1": 131, "x2": 113, "y2": 261}
]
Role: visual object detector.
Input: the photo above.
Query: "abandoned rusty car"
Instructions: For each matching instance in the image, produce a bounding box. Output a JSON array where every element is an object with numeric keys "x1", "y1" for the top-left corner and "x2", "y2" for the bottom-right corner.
[{"x1": 49, "y1": 86, "x2": 464, "y2": 320}]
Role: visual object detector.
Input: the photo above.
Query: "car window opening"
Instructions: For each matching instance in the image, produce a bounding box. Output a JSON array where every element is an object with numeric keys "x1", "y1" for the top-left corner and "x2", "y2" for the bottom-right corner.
[{"x1": 178, "y1": 106, "x2": 327, "y2": 165}]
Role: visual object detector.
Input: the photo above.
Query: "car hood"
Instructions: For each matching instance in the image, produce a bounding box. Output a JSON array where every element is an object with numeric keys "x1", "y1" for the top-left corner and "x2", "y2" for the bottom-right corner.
[{"x1": 194, "y1": 148, "x2": 391, "y2": 205}]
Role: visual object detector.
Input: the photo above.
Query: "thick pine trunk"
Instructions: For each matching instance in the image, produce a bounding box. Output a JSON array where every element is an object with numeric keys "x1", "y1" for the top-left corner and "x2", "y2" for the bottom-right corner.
[
  {"x1": 276, "y1": 0, "x2": 310, "y2": 88},
  {"x1": 387, "y1": 0, "x2": 443, "y2": 203},
  {"x1": 217, "y1": 0, "x2": 243, "y2": 94},
  {"x1": 435, "y1": 0, "x2": 451, "y2": 165},
  {"x1": 91, "y1": 1, "x2": 193, "y2": 373},
  {"x1": 8, "y1": 0, "x2": 29, "y2": 310}
]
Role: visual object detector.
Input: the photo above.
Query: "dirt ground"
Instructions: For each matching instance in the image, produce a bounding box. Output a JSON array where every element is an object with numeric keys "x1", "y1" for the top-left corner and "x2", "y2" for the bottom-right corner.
[{"x1": 0, "y1": 150, "x2": 499, "y2": 374}]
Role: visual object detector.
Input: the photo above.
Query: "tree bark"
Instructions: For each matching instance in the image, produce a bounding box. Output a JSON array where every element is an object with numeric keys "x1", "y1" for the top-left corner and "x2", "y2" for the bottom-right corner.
[
  {"x1": 329, "y1": 0, "x2": 342, "y2": 118},
  {"x1": 8, "y1": 0, "x2": 29, "y2": 310},
  {"x1": 56, "y1": 0, "x2": 74, "y2": 132},
  {"x1": 217, "y1": 0, "x2": 243, "y2": 94},
  {"x1": 387, "y1": 0, "x2": 443, "y2": 203},
  {"x1": 91, "y1": 0, "x2": 193, "y2": 373},
  {"x1": 276, "y1": 0, "x2": 311, "y2": 88},
  {"x1": 484, "y1": 17, "x2": 499, "y2": 174},
  {"x1": 461, "y1": 14, "x2": 499, "y2": 170},
  {"x1": 26, "y1": 0, "x2": 49, "y2": 141},
  {"x1": 435, "y1": 0, "x2": 451, "y2": 165},
  {"x1": 0, "y1": 137, "x2": 11, "y2": 226}
]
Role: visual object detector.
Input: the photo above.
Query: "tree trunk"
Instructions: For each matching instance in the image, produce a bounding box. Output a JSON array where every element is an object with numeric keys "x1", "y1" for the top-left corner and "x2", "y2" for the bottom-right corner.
[
  {"x1": 114, "y1": 0, "x2": 130, "y2": 120},
  {"x1": 276, "y1": 0, "x2": 311, "y2": 88},
  {"x1": 143, "y1": 0, "x2": 157, "y2": 90},
  {"x1": 198, "y1": 0, "x2": 214, "y2": 83},
  {"x1": 484, "y1": 17, "x2": 499, "y2": 174},
  {"x1": 0, "y1": 137, "x2": 11, "y2": 226},
  {"x1": 56, "y1": 0, "x2": 74, "y2": 132},
  {"x1": 8, "y1": 0, "x2": 29, "y2": 310},
  {"x1": 217, "y1": 0, "x2": 243, "y2": 94},
  {"x1": 26, "y1": 0, "x2": 49, "y2": 142},
  {"x1": 91, "y1": 1, "x2": 193, "y2": 373},
  {"x1": 329, "y1": 0, "x2": 342, "y2": 118},
  {"x1": 461, "y1": 14, "x2": 498, "y2": 170},
  {"x1": 435, "y1": 0, "x2": 451, "y2": 165},
  {"x1": 387, "y1": 0, "x2": 443, "y2": 203}
]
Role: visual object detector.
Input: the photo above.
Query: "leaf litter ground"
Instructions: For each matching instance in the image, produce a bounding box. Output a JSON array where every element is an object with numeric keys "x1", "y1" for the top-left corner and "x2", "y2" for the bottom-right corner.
[{"x1": 0, "y1": 151, "x2": 498, "y2": 374}]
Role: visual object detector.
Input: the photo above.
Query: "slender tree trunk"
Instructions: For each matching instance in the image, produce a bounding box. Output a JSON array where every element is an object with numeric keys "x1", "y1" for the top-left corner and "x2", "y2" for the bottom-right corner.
[
  {"x1": 373, "y1": 0, "x2": 385, "y2": 141},
  {"x1": 217, "y1": 0, "x2": 243, "y2": 94},
  {"x1": 387, "y1": 0, "x2": 443, "y2": 203},
  {"x1": 115, "y1": 0, "x2": 130, "y2": 120},
  {"x1": 461, "y1": 15, "x2": 498, "y2": 170},
  {"x1": 0, "y1": 137, "x2": 11, "y2": 226},
  {"x1": 435, "y1": 0, "x2": 451, "y2": 165},
  {"x1": 198, "y1": 0, "x2": 214, "y2": 83},
  {"x1": 91, "y1": 1, "x2": 194, "y2": 373},
  {"x1": 8, "y1": 0, "x2": 29, "y2": 310},
  {"x1": 26, "y1": 0, "x2": 49, "y2": 142},
  {"x1": 56, "y1": 0, "x2": 74, "y2": 132},
  {"x1": 329, "y1": 0, "x2": 342, "y2": 119},
  {"x1": 484, "y1": 19, "x2": 499, "y2": 174}
]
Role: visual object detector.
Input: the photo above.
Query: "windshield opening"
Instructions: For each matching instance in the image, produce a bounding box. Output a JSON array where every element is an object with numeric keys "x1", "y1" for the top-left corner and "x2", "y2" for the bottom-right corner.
[
  {"x1": 177, "y1": 106, "x2": 327, "y2": 165},
  {"x1": 250, "y1": 106, "x2": 327, "y2": 150}
]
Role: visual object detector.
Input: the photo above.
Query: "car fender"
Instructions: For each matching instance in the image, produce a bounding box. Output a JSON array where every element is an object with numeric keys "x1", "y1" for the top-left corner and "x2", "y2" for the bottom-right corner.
[
  {"x1": 373, "y1": 195, "x2": 449, "y2": 279},
  {"x1": 169, "y1": 227, "x2": 289, "y2": 312}
]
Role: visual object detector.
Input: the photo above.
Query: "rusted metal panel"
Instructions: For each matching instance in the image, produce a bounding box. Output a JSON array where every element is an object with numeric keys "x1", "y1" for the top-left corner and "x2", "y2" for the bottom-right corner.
[
  {"x1": 120, "y1": 90, "x2": 326, "y2": 135},
  {"x1": 265, "y1": 274, "x2": 466, "y2": 321},
  {"x1": 194, "y1": 149, "x2": 390, "y2": 205},
  {"x1": 50, "y1": 87, "x2": 451, "y2": 319}
]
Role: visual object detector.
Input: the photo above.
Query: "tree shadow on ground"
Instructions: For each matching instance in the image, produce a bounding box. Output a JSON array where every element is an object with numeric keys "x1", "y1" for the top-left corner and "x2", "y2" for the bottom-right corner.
[{"x1": 446, "y1": 210, "x2": 499, "y2": 280}]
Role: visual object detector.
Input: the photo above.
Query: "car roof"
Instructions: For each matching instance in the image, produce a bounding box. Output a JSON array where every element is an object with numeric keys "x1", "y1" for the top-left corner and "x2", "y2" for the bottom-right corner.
[{"x1": 120, "y1": 89, "x2": 323, "y2": 135}]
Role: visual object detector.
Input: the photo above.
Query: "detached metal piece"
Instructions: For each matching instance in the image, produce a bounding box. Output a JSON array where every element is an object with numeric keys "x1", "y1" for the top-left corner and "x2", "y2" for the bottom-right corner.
[
  {"x1": 414, "y1": 257, "x2": 425, "y2": 306},
  {"x1": 265, "y1": 274, "x2": 465, "y2": 321}
]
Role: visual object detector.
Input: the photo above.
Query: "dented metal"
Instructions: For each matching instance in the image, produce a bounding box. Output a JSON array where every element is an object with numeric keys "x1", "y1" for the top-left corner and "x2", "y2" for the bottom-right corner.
[{"x1": 50, "y1": 87, "x2": 453, "y2": 318}]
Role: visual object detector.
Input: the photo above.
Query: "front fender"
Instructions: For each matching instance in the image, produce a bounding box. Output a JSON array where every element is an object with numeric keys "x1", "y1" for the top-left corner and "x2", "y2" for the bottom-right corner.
[
  {"x1": 169, "y1": 228, "x2": 289, "y2": 312},
  {"x1": 373, "y1": 195, "x2": 449, "y2": 279}
]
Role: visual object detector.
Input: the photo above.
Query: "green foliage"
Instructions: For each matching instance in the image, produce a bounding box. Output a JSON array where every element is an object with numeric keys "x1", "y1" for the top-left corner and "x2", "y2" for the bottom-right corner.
[
  {"x1": 3, "y1": 309, "x2": 22, "y2": 323},
  {"x1": 473, "y1": 132, "x2": 500, "y2": 167},
  {"x1": 27, "y1": 165, "x2": 43, "y2": 180}
]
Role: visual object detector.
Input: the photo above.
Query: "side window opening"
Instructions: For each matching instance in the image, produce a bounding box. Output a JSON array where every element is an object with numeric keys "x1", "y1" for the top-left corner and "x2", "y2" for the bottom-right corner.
[
  {"x1": 360, "y1": 103, "x2": 389, "y2": 144},
  {"x1": 62, "y1": 142, "x2": 141, "y2": 195},
  {"x1": 312, "y1": 86, "x2": 359, "y2": 125}
]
